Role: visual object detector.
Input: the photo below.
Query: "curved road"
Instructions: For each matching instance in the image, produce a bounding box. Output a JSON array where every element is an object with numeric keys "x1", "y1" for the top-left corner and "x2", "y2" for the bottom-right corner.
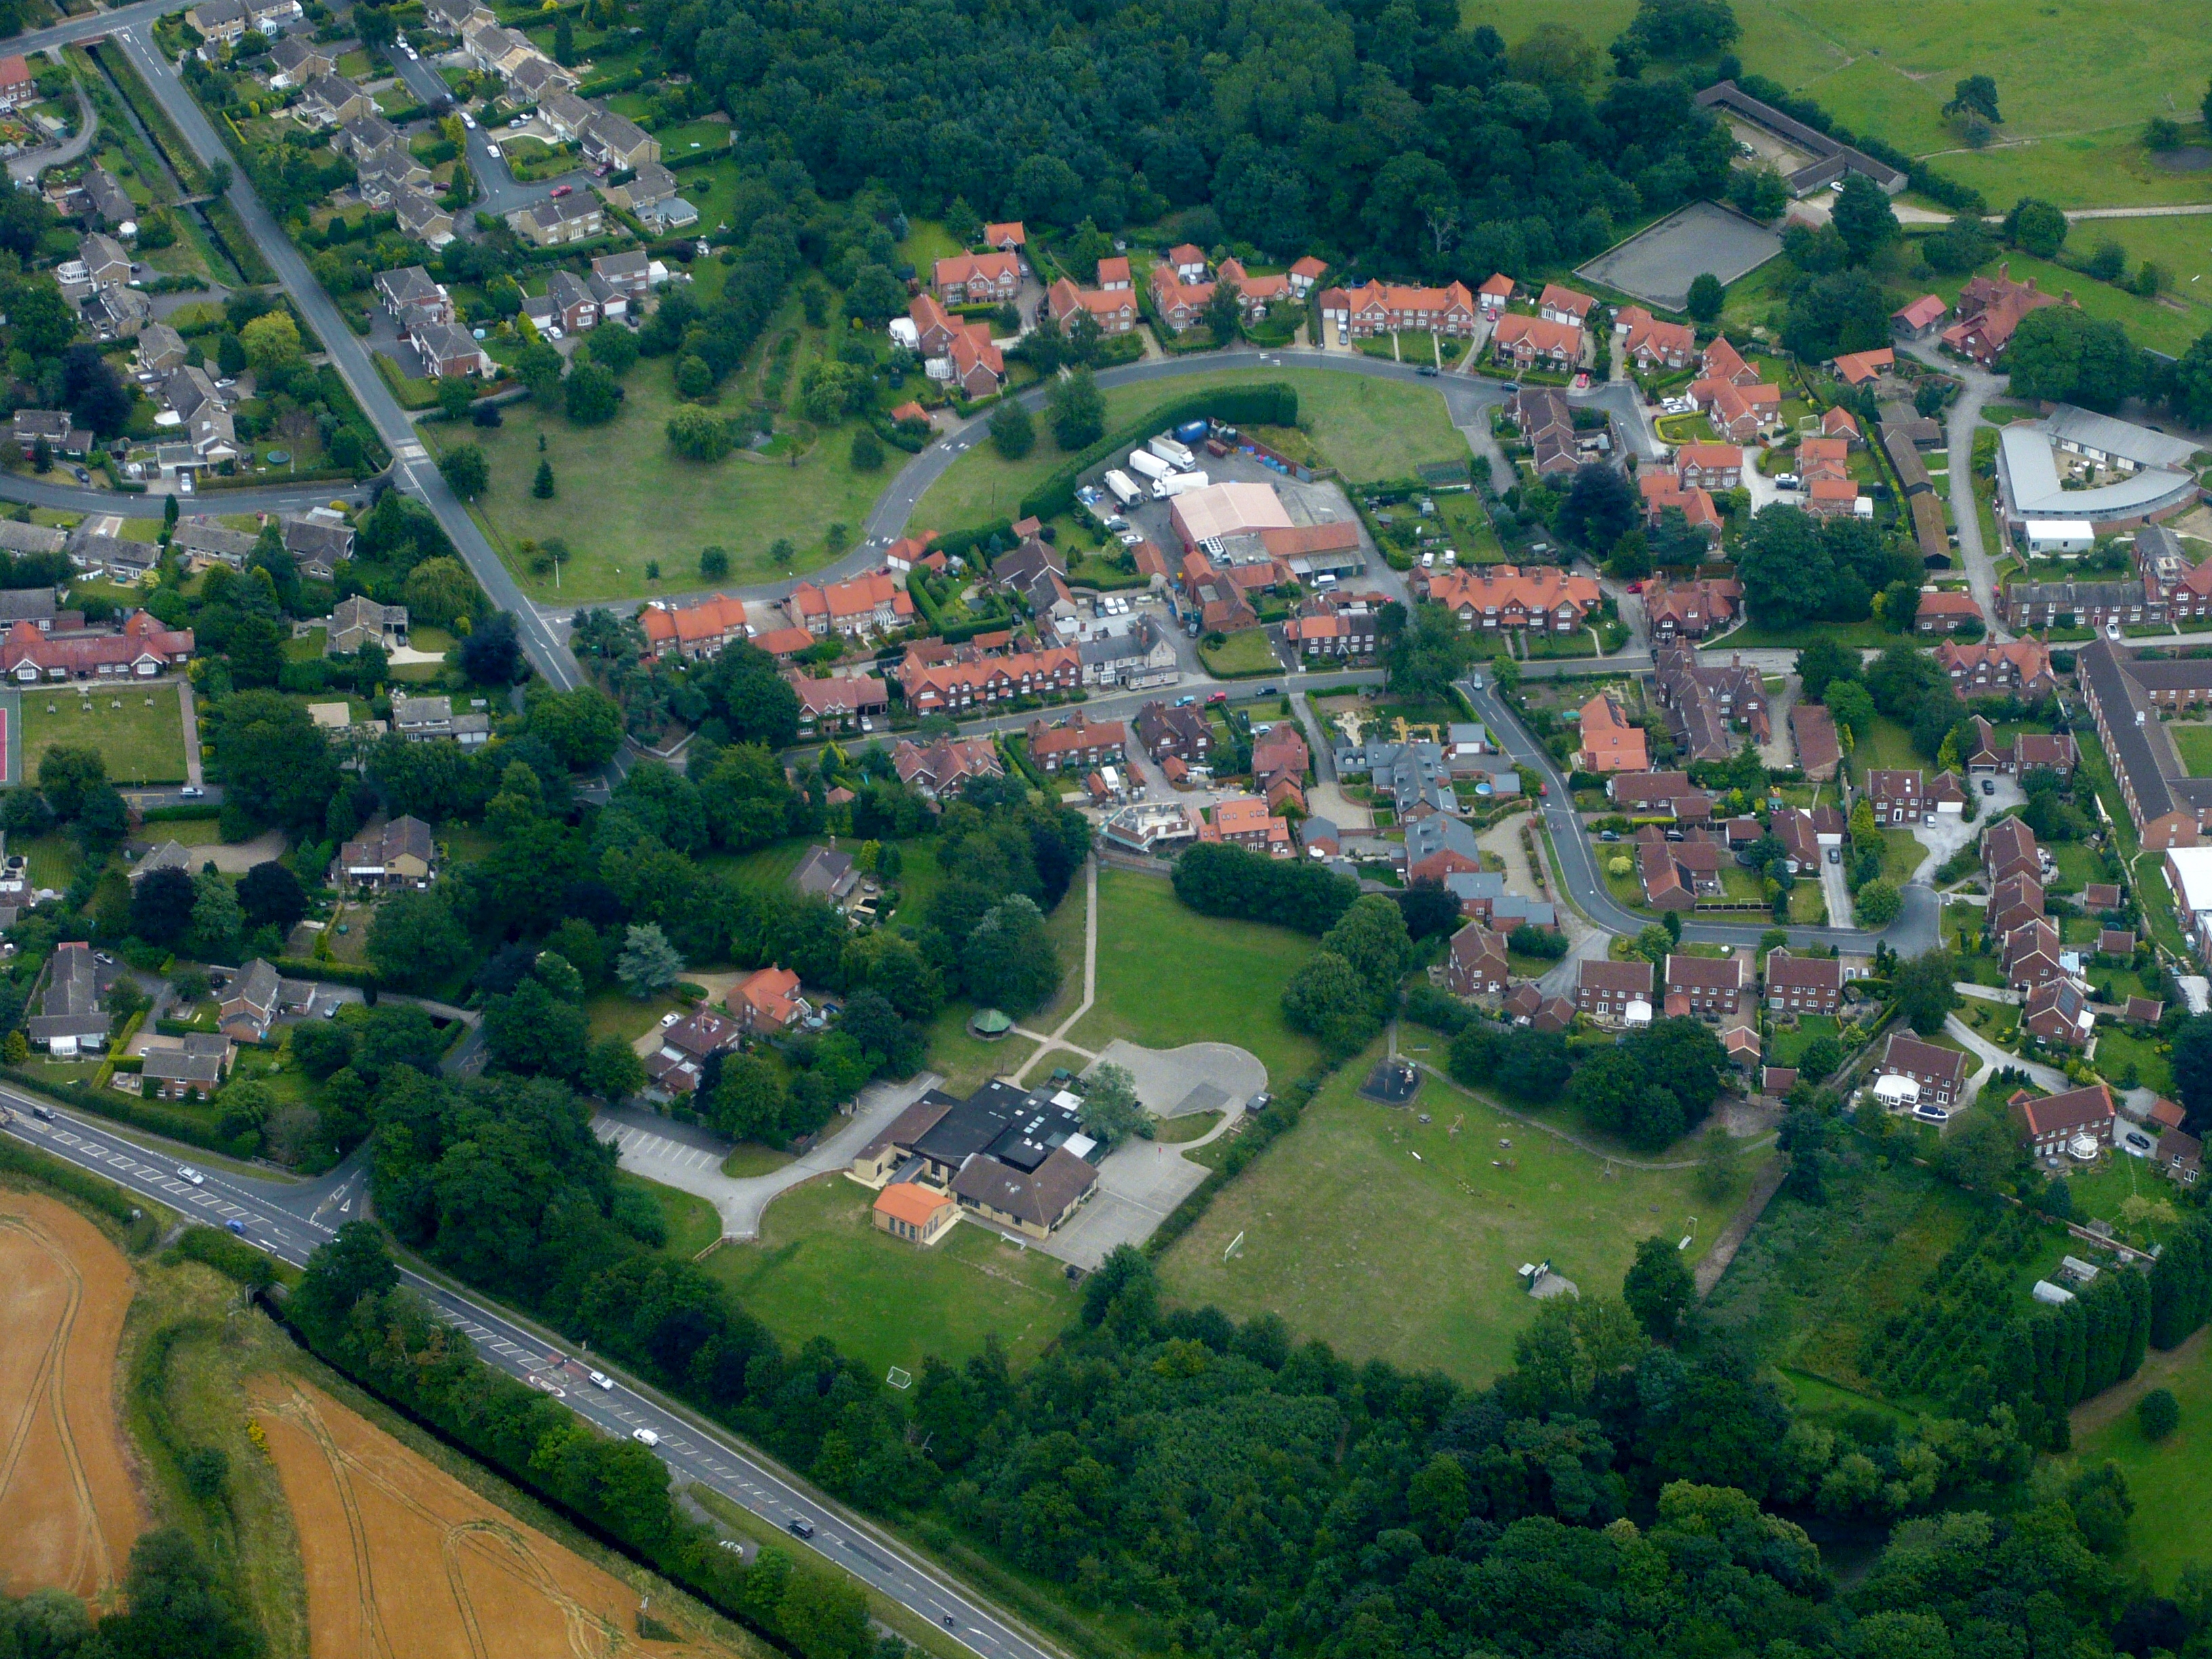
[
  {"x1": 0, "y1": 1094, "x2": 1065, "y2": 1659},
  {"x1": 1458, "y1": 673, "x2": 1940, "y2": 956}
]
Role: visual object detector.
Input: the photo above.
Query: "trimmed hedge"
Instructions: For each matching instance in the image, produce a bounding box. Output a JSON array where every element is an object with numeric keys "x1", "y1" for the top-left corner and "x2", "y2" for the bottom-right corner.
[
  {"x1": 1015, "y1": 382, "x2": 1300, "y2": 523},
  {"x1": 274, "y1": 956, "x2": 382, "y2": 990},
  {"x1": 0, "y1": 1063, "x2": 241, "y2": 1156},
  {"x1": 140, "y1": 804, "x2": 224, "y2": 824}
]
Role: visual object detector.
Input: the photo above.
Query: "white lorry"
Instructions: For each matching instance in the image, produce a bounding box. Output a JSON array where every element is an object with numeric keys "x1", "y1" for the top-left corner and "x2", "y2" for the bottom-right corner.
[
  {"x1": 1103, "y1": 469, "x2": 1145, "y2": 508},
  {"x1": 1128, "y1": 449, "x2": 1173, "y2": 483},
  {"x1": 1151, "y1": 470, "x2": 1211, "y2": 499},
  {"x1": 1147, "y1": 434, "x2": 1197, "y2": 471}
]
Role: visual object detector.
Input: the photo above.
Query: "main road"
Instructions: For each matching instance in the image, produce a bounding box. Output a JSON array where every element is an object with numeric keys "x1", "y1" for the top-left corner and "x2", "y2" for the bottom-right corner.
[
  {"x1": 1458, "y1": 673, "x2": 1940, "y2": 956},
  {"x1": 0, "y1": 1091, "x2": 1063, "y2": 1659}
]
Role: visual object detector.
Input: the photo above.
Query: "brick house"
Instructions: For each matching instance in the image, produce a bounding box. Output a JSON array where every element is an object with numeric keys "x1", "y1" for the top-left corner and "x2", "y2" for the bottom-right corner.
[
  {"x1": 2003, "y1": 918, "x2": 2066, "y2": 992},
  {"x1": 2013, "y1": 1081, "x2": 2114, "y2": 1156},
  {"x1": 1606, "y1": 771, "x2": 1710, "y2": 818},
  {"x1": 1446, "y1": 923, "x2": 1507, "y2": 998},
  {"x1": 1933, "y1": 638, "x2": 2057, "y2": 697},
  {"x1": 1490, "y1": 313, "x2": 1582, "y2": 369},
  {"x1": 1664, "y1": 952, "x2": 1744, "y2": 1019},
  {"x1": 788, "y1": 571, "x2": 914, "y2": 639},
  {"x1": 1538, "y1": 284, "x2": 1596, "y2": 327},
  {"x1": 1616, "y1": 305, "x2": 1696, "y2": 370},
  {"x1": 1764, "y1": 949, "x2": 1842, "y2": 1016},
  {"x1": 2023, "y1": 977, "x2": 2095, "y2": 1048},
  {"x1": 1675, "y1": 443, "x2": 1744, "y2": 491},
  {"x1": 1643, "y1": 578, "x2": 1740, "y2": 641},
  {"x1": 1881, "y1": 1033, "x2": 1968, "y2": 1107},
  {"x1": 1046, "y1": 276, "x2": 1138, "y2": 335},
  {"x1": 1201, "y1": 795, "x2": 1290, "y2": 856},
  {"x1": 1865, "y1": 769, "x2": 1926, "y2": 823},
  {"x1": 901, "y1": 647, "x2": 1080, "y2": 713},
  {"x1": 1136, "y1": 700, "x2": 1212, "y2": 764},
  {"x1": 933, "y1": 251, "x2": 1019, "y2": 305},
  {"x1": 1416, "y1": 565, "x2": 1601, "y2": 635},
  {"x1": 1983, "y1": 817, "x2": 2040, "y2": 885},
  {"x1": 1026, "y1": 712, "x2": 1126, "y2": 773},
  {"x1": 1575, "y1": 958, "x2": 1652, "y2": 1023}
]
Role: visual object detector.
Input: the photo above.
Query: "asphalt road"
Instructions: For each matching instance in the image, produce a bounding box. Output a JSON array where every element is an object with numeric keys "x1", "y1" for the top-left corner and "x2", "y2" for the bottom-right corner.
[
  {"x1": 98, "y1": 23, "x2": 583, "y2": 692},
  {"x1": 0, "y1": 1093, "x2": 1059, "y2": 1659},
  {"x1": 385, "y1": 47, "x2": 588, "y2": 216},
  {"x1": 0, "y1": 468, "x2": 377, "y2": 516},
  {"x1": 1458, "y1": 674, "x2": 1940, "y2": 956}
]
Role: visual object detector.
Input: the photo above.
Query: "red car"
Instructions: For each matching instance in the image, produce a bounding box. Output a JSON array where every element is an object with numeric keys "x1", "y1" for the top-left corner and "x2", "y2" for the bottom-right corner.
[
  {"x1": 1206, "y1": 691, "x2": 1229, "y2": 704},
  {"x1": 550, "y1": 184, "x2": 573, "y2": 198},
  {"x1": 1626, "y1": 580, "x2": 1646, "y2": 593}
]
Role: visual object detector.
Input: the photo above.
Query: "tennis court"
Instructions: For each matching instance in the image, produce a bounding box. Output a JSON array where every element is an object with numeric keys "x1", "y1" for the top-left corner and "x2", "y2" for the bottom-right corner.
[{"x1": 1576, "y1": 201, "x2": 1784, "y2": 311}]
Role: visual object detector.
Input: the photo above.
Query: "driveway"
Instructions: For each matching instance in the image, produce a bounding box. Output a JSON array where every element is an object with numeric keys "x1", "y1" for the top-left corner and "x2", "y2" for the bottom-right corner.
[
  {"x1": 1005, "y1": 1111, "x2": 1240, "y2": 1271},
  {"x1": 1088, "y1": 1038, "x2": 1265, "y2": 1115},
  {"x1": 593, "y1": 1073, "x2": 943, "y2": 1240}
]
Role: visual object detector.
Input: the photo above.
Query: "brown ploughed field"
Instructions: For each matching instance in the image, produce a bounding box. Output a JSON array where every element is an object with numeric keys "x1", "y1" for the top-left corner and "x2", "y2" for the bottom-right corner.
[
  {"x1": 0, "y1": 1190, "x2": 145, "y2": 1601},
  {"x1": 251, "y1": 1376, "x2": 746, "y2": 1659}
]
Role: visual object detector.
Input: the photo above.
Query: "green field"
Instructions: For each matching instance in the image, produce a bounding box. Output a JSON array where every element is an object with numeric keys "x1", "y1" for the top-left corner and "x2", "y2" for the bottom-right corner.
[
  {"x1": 434, "y1": 354, "x2": 890, "y2": 603},
  {"x1": 915, "y1": 367, "x2": 1473, "y2": 532},
  {"x1": 20, "y1": 682, "x2": 187, "y2": 785},
  {"x1": 617, "y1": 1169, "x2": 722, "y2": 1258},
  {"x1": 703, "y1": 1172, "x2": 1080, "y2": 1378},
  {"x1": 2066, "y1": 1330, "x2": 2212, "y2": 1591},
  {"x1": 1458, "y1": 0, "x2": 2212, "y2": 209},
  {"x1": 2169, "y1": 722, "x2": 2212, "y2": 777},
  {"x1": 1065, "y1": 868, "x2": 1326, "y2": 1090},
  {"x1": 1155, "y1": 1057, "x2": 1749, "y2": 1385},
  {"x1": 1915, "y1": 246, "x2": 2206, "y2": 358}
]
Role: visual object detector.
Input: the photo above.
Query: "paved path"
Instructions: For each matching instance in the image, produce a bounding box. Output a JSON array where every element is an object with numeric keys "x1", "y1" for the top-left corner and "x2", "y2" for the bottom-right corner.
[
  {"x1": 9, "y1": 81, "x2": 96, "y2": 184},
  {"x1": 176, "y1": 676, "x2": 203, "y2": 791},
  {"x1": 1944, "y1": 1012, "x2": 2068, "y2": 1094},
  {"x1": 1013, "y1": 856, "x2": 1097, "y2": 1085},
  {"x1": 1904, "y1": 343, "x2": 2007, "y2": 630},
  {"x1": 594, "y1": 1072, "x2": 943, "y2": 1240}
]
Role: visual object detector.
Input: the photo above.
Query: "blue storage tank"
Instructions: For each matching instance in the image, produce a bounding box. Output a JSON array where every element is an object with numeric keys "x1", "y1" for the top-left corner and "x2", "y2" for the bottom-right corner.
[{"x1": 1173, "y1": 419, "x2": 1210, "y2": 445}]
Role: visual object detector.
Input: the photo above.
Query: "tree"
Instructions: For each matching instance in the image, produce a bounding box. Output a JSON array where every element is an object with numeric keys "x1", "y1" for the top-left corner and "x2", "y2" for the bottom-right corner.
[
  {"x1": 1078, "y1": 1062, "x2": 1147, "y2": 1147},
  {"x1": 459, "y1": 611, "x2": 525, "y2": 684},
  {"x1": 2170, "y1": 1015, "x2": 2212, "y2": 1128},
  {"x1": 1203, "y1": 279, "x2": 1243, "y2": 342},
  {"x1": 1825, "y1": 678, "x2": 1875, "y2": 747},
  {"x1": 533, "y1": 459, "x2": 555, "y2": 498},
  {"x1": 848, "y1": 427, "x2": 884, "y2": 470},
  {"x1": 39, "y1": 744, "x2": 107, "y2": 820},
  {"x1": 438, "y1": 444, "x2": 489, "y2": 500},
  {"x1": 2139, "y1": 1387, "x2": 2179, "y2": 1441},
  {"x1": 667, "y1": 405, "x2": 734, "y2": 462},
  {"x1": 211, "y1": 692, "x2": 341, "y2": 830},
  {"x1": 401, "y1": 556, "x2": 476, "y2": 630},
  {"x1": 1856, "y1": 878, "x2": 1902, "y2": 926},
  {"x1": 1623, "y1": 1233, "x2": 1694, "y2": 1342},
  {"x1": 990, "y1": 401, "x2": 1034, "y2": 459},
  {"x1": 366, "y1": 888, "x2": 470, "y2": 989},
  {"x1": 2007, "y1": 306, "x2": 2141, "y2": 411},
  {"x1": 1622, "y1": 0, "x2": 1739, "y2": 59},
  {"x1": 1923, "y1": 212, "x2": 1996, "y2": 274},
  {"x1": 240, "y1": 310, "x2": 302, "y2": 375},
  {"x1": 564, "y1": 361, "x2": 622, "y2": 425},
  {"x1": 1557, "y1": 462, "x2": 1639, "y2": 553},
  {"x1": 186, "y1": 867, "x2": 244, "y2": 962},
  {"x1": 1737, "y1": 505, "x2": 1832, "y2": 630},
  {"x1": 1831, "y1": 174, "x2": 1900, "y2": 266},
  {"x1": 438, "y1": 375, "x2": 476, "y2": 422},
  {"x1": 1282, "y1": 950, "x2": 1382, "y2": 1054},
  {"x1": 1891, "y1": 948, "x2": 1960, "y2": 1034},
  {"x1": 525, "y1": 685, "x2": 623, "y2": 767},
  {"x1": 585, "y1": 324, "x2": 638, "y2": 376},
  {"x1": 238, "y1": 859, "x2": 306, "y2": 935},
  {"x1": 1944, "y1": 75, "x2": 2003, "y2": 125},
  {"x1": 845, "y1": 262, "x2": 907, "y2": 325},
  {"x1": 2005, "y1": 197, "x2": 2069, "y2": 259},
  {"x1": 1685, "y1": 272, "x2": 1724, "y2": 323},
  {"x1": 617, "y1": 923, "x2": 684, "y2": 998},
  {"x1": 1048, "y1": 369, "x2": 1104, "y2": 450},
  {"x1": 129, "y1": 865, "x2": 198, "y2": 947},
  {"x1": 1797, "y1": 636, "x2": 1860, "y2": 701},
  {"x1": 961, "y1": 895, "x2": 1059, "y2": 1014},
  {"x1": 1319, "y1": 893, "x2": 1414, "y2": 1002}
]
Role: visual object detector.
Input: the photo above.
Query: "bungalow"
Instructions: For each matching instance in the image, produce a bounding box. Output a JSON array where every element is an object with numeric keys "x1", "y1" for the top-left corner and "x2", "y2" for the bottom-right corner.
[
  {"x1": 1916, "y1": 589, "x2": 1984, "y2": 634},
  {"x1": 1605, "y1": 771, "x2": 1708, "y2": 817},
  {"x1": 29, "y1": 943, "x2": 107, "y2": 1054},
  {"x1": 1641, "y1": 836, "x2": 1721, "y2": 909},
  {"x1": 326, "y1": 595, "x2": 407, "y2": 655},
  {"x1": 139, "y1": 1033, "x2": 235, "y2": 1100},
  {"x1": 0, "y1": 609, "x2": 192, "y2": 680},
  {"x1": 1893, "y1": 295, "x2": 1948, "y2": 340},
  {"x1": 982, "y1": 222, "x2": 1025, "y2": 251},
  {"x1": 389, "y1": 693, "x2": 490, "y2": 745},
  {"x1": 874, "y1": 1183, "x2": 958, "y2": 1246},
  {"x1": 642, "y1": 1008, "x2": 741, "y2": 1099},
  {"x1": 1831, "y1": 347, "x2": 1893, "y2": 387}
]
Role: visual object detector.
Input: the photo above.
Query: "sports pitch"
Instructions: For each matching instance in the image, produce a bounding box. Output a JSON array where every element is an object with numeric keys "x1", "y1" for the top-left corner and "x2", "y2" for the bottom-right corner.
[{"x1": 1576, "y1": 201, "x2": 1785, "y2": 310}]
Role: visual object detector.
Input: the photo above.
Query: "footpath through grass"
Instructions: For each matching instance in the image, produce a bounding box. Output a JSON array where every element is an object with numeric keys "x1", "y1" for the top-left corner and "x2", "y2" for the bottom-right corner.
[
  {"x1": 701, "y1": 1172, "x2": 1080, "y2": 1380},
  {"x1": 1065, "y1": 867, "x2": 1326, "y2": 1090},
  {"x1": 2066, "y1": 1328, "x2": 2212, "y2": 1591},
  {"x1": 1156, "y1": 1052, "x2": 1751, "y2": 1385}
]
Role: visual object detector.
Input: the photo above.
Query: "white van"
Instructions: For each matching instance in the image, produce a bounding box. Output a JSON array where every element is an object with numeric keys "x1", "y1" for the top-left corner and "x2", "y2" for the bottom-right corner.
[{"x1": 1420, "y1": 551, "x2": 1435, "y2": 569}]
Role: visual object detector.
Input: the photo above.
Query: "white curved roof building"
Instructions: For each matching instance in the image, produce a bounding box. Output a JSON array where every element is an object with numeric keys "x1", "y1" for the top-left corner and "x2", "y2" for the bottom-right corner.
[{"x1": 1997, "y1": 405, "x2": 2202, "y2": 526}]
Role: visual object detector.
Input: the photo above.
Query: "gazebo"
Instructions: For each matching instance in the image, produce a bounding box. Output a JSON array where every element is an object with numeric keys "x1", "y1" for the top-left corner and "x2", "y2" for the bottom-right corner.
[{"x1": 968, "y1": 1008, "x2": 1014, "y2": 1040}]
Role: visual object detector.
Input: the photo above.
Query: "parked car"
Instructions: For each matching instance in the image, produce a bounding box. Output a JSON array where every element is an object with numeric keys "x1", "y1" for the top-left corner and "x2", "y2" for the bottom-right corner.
[
  {"x1": 550, "y1": 184, "x2": 573, "y2": 197},
  {"x1": 180, "y1": 785, "x2": 203, "y2": 798},
  {"x1": 460, "y1": 111, "x2": 476, "y2": 129},
  {"x1": 1827, "y1": 846, "x2": 1841, "y2": 864},
  {"x1": 1775, "y1": 474, "x2": 1801, "y2": 491},
  {"x1": 487, "y1": 142, "x2": 501, "y2": 158},
  {"x1": 1416, "y1": 364, "x2": 1438, "y2": 377},
  {"x1": 1981, "y1": 779, "x2": 1994, "y2": 795}
]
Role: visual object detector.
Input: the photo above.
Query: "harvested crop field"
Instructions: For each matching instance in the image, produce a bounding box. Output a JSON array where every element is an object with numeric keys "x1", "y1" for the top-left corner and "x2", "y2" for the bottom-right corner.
[
  {"x1": 251, "y1": 1376, "x2": 744, "y2": 1659},
  {"x1": 0, "y1": 1190, "x2": 144, "y2": 1601}
]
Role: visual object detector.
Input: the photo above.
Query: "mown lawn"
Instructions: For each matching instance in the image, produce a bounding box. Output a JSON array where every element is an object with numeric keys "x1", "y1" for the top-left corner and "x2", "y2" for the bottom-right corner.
[
  {"x1": 617, "y1": 1169, "x2": 721, "y2": 1258},
  {"x1": 703, "y1": 1172, "x2": 1081, "y2": 1378},
  {"x1": 1065, "y1": 867, "x2": 1326, "y2": 1090},
  {"x1": 20, "y1": 683, "x2": 186, "y2": 785},
  {"x1": 2066, "y1": 1328, "x2": 2212, "y2": 1591},
  {"x1": 434, "y1": 352, "x2": 891, "y2": 602},
  {"x1": 1458, "y1": 0, "x2": 2212, "y2": 211},
  {"x1": 1197, "y1": 629, "x2": 1279, "y2": 678},
  {"x1": 915, "y1": 366, "x2": 1472, "y2": 531},
  {"x1": 2169, "y1": 722, "x2": 2212, "y2": 777},
  {"x1": 1156, "y1": 1052, "x2": 1755, "y2": 1385}
]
